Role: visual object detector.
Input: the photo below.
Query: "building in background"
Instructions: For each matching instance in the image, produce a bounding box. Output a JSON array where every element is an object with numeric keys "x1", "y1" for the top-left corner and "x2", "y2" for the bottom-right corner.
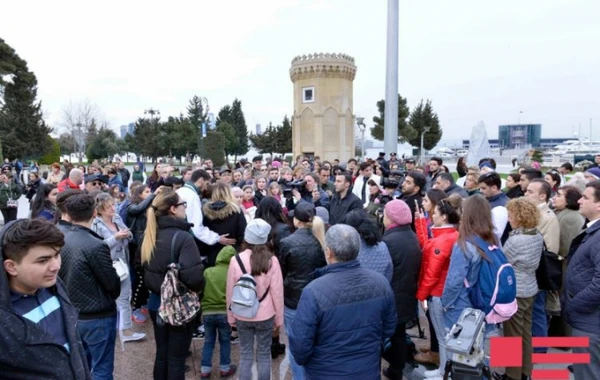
[
  {"x1": 290, "y1": 52, "x2": 357, "y2": 161},
  {"x1": 256, "y1": 123, "x2": 262, "y2": 135},
  {"x1": 498, "y1": 124, "x2": 541, "y2": 149},
  {"x1": 120, "y1": 123, "x2": 134, "y2": 138}
]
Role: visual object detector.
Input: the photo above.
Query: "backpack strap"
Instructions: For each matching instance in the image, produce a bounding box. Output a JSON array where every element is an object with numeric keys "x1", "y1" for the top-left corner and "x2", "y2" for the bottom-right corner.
[
  {"x1": 170, "y1": 231, "x2": 182, "y2": 264},
  {"x1": 259, "y1": 286, "x2": 270, "y2": 302},
  {"x1": 235, "y1": 254, "x2": 247, "y2": 274}
]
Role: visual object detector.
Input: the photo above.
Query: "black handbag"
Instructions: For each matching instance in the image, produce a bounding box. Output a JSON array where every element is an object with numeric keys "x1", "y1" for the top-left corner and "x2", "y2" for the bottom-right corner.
[{"x1": 535, "y1": 239, "x2": 563, "y2": 291}]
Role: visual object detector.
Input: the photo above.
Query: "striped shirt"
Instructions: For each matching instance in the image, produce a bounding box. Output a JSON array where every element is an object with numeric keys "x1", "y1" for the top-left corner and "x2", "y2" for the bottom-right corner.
[{"x1": 10, "y1": 287, "x2": 70, "y2": 353}]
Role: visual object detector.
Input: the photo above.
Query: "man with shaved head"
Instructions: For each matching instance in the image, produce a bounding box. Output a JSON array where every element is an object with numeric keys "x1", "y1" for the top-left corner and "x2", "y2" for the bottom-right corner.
[{"x1": 57, "y1": 168, "x2": 83, "y2": 192}]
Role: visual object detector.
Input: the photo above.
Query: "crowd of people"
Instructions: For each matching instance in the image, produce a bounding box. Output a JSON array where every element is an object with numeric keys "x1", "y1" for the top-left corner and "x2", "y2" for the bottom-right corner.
[{"x1": 0, "y1": 151, "x2": 599, "y2": 380}]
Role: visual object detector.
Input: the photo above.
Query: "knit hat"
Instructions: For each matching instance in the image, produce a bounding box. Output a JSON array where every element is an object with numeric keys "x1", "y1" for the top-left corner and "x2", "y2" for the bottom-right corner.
[
  {"x1": 315, "y1": 206, "x2": 329, "y2": 224},
  {"x1": 384, "y1": 200, "x2": 412, "y2": 226},
  {"x1": 294, "y1": 202, "x2": 315, "y2": 223},
  {"x1": 271, "y1": 161, "x2": 282, "y2": 169},
  {"x1": 479, "y1": 161, "x2": 493, "y2": 170},
  {"x1": 586, "y1": 167, "x2": 600, "y2": 180},
  {"x1": 244, "y1": 218, "x2": 271, "y2": 245}
]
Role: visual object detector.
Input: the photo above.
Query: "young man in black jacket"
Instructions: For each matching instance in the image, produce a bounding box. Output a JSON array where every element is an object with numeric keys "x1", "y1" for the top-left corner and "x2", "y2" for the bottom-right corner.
[
  {"x1": 59, "y1": 193, "x2": 121, "y2": 380},
  {"x1": 329, "y1": 173, "x2": 364, "y2": 225},
  {"x1": 0, "y1": 219, "x2": 91, "y2": 379}
]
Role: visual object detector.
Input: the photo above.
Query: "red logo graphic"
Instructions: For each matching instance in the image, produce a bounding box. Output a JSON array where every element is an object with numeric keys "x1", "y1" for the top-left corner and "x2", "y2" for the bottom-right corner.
[{"x1": 490, "y1": 337, "x2": 590, "y2": 379}]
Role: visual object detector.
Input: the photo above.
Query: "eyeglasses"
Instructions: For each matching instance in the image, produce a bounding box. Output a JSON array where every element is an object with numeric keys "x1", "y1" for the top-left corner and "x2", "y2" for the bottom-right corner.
[
  {"x1": 175, "y1": 202, "x2": 187, "y2": 208},
  {"x1": 92, "y1": 181, "x2": 102, "y2": 186}
]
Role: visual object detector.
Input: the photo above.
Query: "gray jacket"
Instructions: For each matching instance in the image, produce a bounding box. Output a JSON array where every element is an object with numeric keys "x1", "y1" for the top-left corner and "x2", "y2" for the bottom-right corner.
[
  {"x1": 92, "y1": 215, "x2": 132, "y2": 263},
  {"x1": 503, "y1": 227, "x2": 544, "y2": 298}
]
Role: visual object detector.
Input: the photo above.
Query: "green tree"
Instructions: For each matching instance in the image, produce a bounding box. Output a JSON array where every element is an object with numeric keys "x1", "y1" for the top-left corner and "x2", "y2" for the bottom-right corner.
[
  {"x1": 133, "y1": 116, "x2": 163, "y2": 162},
  {"x1": 217, "y1": 99, "x2": 249, "y2": 160},
  {"x1": 249, "y1": 123, "x2": 276, "y2": 156},
  {"x1": 204, "y1": 131, "x2": 226, "y2": 167},
  {"x1": 39, "y1": 136, "x2": 61, "y2": 165},
  {"x1": 58, "y1": 132, "x2": 76, "y2": 154},
  {"x1": 86, "y1": 127, "x2": 119, "y2": 160},
  {"x1": 216, "y1": 121, "x2": 237, "y2": 161},
  {"x1": 274, "y1": 115, "x2": 292, "y2": 156},
  {"x1": 187, "y1": 95, "x2": 207, "y2": 128},
  {"x1": 407, "y1": 99, "x2": 442, "y2": 153},
  {"x1": 0, "y1": 38, "x2": 52, "y2": 160},
  {"x1": 370, "y1": 94, "x2": 415, "y2": 143}
]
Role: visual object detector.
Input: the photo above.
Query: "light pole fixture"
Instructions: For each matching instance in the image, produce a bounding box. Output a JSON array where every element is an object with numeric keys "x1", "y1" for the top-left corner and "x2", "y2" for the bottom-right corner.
[
  {"x1": 420, "y1": 127, "x2": 431, "y2": 165},
  {"x1": 357, "y1": 117, "x2": 366, "y2": 159}
]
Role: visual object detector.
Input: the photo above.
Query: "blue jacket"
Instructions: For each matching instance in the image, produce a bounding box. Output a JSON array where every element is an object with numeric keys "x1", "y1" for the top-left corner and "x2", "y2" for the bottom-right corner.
[
  {"x1": 441, "y1": 239, "x2": 497, "y2": 335},
  {"x1": 289, "y1": 260, "x2": 397, "y2": 380},
  {"x1": 563, "y1": 221, "x2": 600, "y2": 334}
]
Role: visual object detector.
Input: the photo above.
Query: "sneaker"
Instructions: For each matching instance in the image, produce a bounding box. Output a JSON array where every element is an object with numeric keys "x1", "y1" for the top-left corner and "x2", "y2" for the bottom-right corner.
[
  {"x1": 193, "y1": 324, "x2": 205, "y2": 339},
  {"x1": 200, "y1": 372, "x2": 211, "y2": 379},
  {"x1": 140, "y1": 305, "x2": 149, "y2": 316},
  {"x1": 230, "y1": 335, "x2": 239, "y2": 345},
  {"x1": 220, "y1": 365, "x2": 237, "y2": 378},
  {"x1": 424, "y1": 368, "x2": 441, "y2": 378},
  {"x1": 131, "y1": 309, "x2": 147, "y2": 323}
]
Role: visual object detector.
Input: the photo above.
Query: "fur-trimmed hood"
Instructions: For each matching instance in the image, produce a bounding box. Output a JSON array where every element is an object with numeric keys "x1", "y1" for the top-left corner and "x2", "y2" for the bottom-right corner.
[{"x1": 203, "y1": 200, "x2": 241, "y2": 221}]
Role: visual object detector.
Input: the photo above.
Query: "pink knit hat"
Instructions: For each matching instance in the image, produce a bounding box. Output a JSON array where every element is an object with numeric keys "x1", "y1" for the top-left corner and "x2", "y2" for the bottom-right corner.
[
  {"x1": 384, "y1": 200, "x2": 412, "y2": 226},
  {"x1": 271, "y1": 161, "x2": 282, "y2": 169}
]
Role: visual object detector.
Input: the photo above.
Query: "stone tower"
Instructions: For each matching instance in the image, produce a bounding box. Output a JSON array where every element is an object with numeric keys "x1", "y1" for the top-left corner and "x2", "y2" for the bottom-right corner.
[{"x1": 289, "y1": 53, "x2": 357, "y2": 162}]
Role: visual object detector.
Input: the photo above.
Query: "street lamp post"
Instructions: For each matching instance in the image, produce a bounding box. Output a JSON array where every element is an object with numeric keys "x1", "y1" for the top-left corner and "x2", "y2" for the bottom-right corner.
[
  {"x1": 420, "y1": 127, "x2": 430, "y2": 165},
  {"x1": 199, "y1": 97, "x2": 209, "y2": 162},
  {"x1": 357, "y1": 117, "x2": 366, "y2": 160}
]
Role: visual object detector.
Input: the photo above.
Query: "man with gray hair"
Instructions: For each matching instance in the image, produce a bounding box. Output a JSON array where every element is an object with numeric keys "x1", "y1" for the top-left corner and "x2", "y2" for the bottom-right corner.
[
  {"x1": 58, "y1": 168, "x2": 83, "y2": 192},
  {"x1": 289, "y1": 224, "x2": 397, "y2": 379}
]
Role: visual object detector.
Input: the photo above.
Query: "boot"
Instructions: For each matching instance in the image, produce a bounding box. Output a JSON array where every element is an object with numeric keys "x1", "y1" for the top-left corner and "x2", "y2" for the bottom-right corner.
[
  {"x1": 271, "y1": 336, "x2": 282, "y2": 359},
  {"x1": 414, "y1": 351, "x2": 440, "y2": 366}
]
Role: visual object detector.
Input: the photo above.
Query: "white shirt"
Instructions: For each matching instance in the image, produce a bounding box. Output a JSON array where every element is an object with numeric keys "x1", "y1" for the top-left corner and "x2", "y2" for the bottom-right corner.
[
  {"x1": 491, "y1": 204, "x2": 508, "y2": 243},
  {"x1": 587, "y1": 218, "x2": 600, "y2": 229},
  {"x1": 352, "y1": 174, "x2": 381, "y2": 208},
  {"x1": 176, "y1": 184, "x2": 219, "y2": 246}
]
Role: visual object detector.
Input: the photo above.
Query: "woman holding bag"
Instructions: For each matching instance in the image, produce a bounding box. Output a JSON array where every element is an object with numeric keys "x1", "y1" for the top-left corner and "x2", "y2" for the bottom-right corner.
[{"x1": 142, "y1": 190, "x2": 205, "y2": 380}]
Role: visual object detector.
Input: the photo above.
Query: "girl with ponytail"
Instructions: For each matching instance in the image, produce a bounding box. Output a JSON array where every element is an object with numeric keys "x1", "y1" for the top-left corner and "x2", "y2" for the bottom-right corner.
[{"x1": 142, "y1": 189, "x2": 204, "y2": 380}]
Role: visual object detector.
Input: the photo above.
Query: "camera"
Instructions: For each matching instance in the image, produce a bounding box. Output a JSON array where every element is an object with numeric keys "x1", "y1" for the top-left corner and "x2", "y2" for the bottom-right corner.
[
  {"x1": 283, "y1": 179, "x2": 306, "y2": 199},
  {"x1": 381, "y1": 177, "x2": 400, "y2": 189}
]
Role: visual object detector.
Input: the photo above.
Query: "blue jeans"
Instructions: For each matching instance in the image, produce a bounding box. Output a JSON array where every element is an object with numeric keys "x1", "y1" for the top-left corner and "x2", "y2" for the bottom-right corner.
[
  {"x1": 237, "y1": 318, "x2": 273, "y2": 380},
  {"x1": 78, "y1": 315, "x2": 117, "y2": 380},
  {"x1": 201, "y1": 314, "x2": 231, "y2": 373},
  {"x1": 532, "y1": 290, "x2": 548, "y2": 353},
  {"x1": 284, "y1": 307, "x2": 305, "y2": 380},
  {"x1": 429, "y1": 297, "x2": 448, "y2": 370}
]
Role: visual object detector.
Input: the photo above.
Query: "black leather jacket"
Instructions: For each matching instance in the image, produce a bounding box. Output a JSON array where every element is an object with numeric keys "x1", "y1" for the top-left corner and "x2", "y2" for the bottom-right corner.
[
  {"x1": 143, "y1": 216, "x2": 205, "y2": 295},
  {"x1": 127, "y1": 193, "x2": 156, "y2": 248},
  {"x1": 279, "y1": 228, "x2": 327, "y2": 309},
  {"x1": 58, "y1": 224, "x2": 121, "y2": 319}
]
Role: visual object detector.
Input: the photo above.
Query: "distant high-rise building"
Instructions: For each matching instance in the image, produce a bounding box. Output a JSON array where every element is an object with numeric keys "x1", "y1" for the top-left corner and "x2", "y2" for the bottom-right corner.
[
  {"x1": 498, "y1": 124, "x2": 541, "y2": 149},
  {"x1": 120, "y1": 122, "x2": 135, "y2": 139},
  {"x1": 256, "y1": 123, "x2": 262, "y2": 135},
  {"x1": 207, "y1": 112, "x2": 216, "y2": 130}
]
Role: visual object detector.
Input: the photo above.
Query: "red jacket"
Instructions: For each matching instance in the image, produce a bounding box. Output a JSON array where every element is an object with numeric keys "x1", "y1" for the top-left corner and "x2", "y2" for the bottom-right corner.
[
  {"x1": 57, "y1": 178, "x2": 80, "y2": 193},
  {"x1": 415, "y1": 218, "x2": 459, "y2": 300}
]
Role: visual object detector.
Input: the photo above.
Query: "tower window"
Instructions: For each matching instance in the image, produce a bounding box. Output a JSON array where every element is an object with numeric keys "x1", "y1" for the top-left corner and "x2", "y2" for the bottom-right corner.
[{"x1": 302, "y1": 87, "x2": 315, "y2": 103}]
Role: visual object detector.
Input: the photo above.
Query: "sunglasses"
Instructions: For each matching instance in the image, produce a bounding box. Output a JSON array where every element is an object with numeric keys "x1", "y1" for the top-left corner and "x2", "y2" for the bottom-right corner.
[{"x1": 92, "y1": 181, "x2": 102, "y2": 186}]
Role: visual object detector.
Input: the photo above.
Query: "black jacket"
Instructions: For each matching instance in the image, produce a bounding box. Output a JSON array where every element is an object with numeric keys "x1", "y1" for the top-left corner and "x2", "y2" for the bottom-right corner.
[
  {"x1": 279, "y1": 228, "x2": 327, "y2": 309},
  {"x1": 271, "y1": 221, "x2": 292, "y2": 255},
  {"x1": 329, "y1": 192, "x2": 364, "y2": 225},
  {"x1": 505, "y1": 186, "x2": 524, "y2": 199},
  {"x1": 0, "y1": 222, "x2": 91, "y2": 379},
  {"x1": 25, "y1": 178, "x2": 41, "y2": 201},
  {"x1": 59, "y1": 224, "x2": 120, "y2": 319},
  {"x1": 445, "y1": 183, "x2": 469, "y2": 198},
  {"x1": 382, "y1": 225, "x2": 422, "y2": 323},
  {"x1": 143, "y1": 216, "x2": 205, "y2": 295},
  {"x1": 202, "y1": 200, "x2": 247, "y2": 267},
  {"x1": 127, "y1": 193, "x2": 155, "y2": 248}
]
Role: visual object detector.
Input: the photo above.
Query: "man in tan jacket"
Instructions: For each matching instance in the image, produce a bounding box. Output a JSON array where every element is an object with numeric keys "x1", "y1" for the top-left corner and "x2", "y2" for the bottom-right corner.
[{"x1": 526, "y1": 178, "x2": 560, "y2": 354}]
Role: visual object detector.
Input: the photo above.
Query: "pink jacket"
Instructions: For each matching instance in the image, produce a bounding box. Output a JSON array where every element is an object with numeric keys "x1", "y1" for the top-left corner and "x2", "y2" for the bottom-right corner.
[{"x1": 226, "y1": 249, "x2": 284, "y2": 327}]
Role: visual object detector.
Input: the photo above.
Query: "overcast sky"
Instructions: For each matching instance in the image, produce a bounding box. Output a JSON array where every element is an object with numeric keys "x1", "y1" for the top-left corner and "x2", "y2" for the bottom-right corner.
[{"x1": 2, "y1": 0, "x2": 599, "y2": 145}]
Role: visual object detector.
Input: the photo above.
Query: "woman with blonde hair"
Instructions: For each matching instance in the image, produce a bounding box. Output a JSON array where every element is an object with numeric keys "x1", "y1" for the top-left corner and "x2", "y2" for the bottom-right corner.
[
  {"x1": 92, "y1": 193, "x2": 146, "y2": 347},
  {"x1": 142, "y1": 190, "x2": 204, "y2": 380},
  {"x1": 502, "y1": 197, "x2": 544, "y2": 380},
  {"x1": 203, "y1": 182, "x2": 247, "y2": 267}
]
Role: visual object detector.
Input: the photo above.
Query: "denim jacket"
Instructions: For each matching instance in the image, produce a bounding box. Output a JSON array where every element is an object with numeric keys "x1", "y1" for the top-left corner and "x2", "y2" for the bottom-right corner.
[{"x1": 442, "y1": 241, "x2": 482, "y2": 329}]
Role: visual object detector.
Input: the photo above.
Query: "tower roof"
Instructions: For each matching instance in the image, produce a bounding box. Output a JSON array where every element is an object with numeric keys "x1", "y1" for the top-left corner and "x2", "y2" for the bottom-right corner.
[{"x1": 290, "y1": 52, "x2": 357, "y2": 82}]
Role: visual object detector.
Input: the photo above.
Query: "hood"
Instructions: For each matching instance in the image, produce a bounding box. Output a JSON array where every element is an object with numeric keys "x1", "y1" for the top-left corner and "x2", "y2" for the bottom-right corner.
[
  {"x1": 215, "y1": 246, "x2": 236, "y2": 266},
  {"x1": 431, "y1": 225, "x2": 459, "y2": 239},
  {"x1": 203, "y1": 200, "x2": 239, "y2": 220},
  {"x1": 0, "y1": 221, "x2": 21, "y2": 307}
]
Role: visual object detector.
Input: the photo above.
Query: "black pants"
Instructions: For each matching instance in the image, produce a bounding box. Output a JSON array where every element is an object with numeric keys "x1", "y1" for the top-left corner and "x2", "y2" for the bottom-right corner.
[
  {"x1": 149, "y1": 311, "x2": 194, "y2": 380},
  {"x1": 388, "y1": 322, "x2": 407, "y2": 379},
  {"x1": 1, "y1": 208, "x2": 18, "y2": 224},
  {"x1": 131, "y1": 264, "x2": 149, "y2": 309}
]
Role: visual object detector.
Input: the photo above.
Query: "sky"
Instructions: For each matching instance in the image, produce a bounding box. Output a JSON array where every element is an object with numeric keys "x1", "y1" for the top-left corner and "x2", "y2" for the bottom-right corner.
[{"x1": 2, "y1": 0, "x2": 599, "y2": 148}]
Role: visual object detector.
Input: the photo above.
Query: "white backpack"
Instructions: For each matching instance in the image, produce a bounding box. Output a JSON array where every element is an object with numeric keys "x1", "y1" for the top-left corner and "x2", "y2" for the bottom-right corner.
[{"x1": 230, "y1": 254, "x2": 270, "y2": 319}]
